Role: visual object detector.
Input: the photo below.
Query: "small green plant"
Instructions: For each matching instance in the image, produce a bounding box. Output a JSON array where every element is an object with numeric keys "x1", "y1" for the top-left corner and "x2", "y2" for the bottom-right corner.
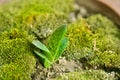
[{"x1": 32, "y1": 25, "x2": 69, "y2": 68}]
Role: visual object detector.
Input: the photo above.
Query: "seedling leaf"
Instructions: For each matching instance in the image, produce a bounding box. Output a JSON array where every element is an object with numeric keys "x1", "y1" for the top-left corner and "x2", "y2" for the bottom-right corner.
[
  {"x1": 55, "y1": 37, "x2": 69, "y2": 60},
  {"x1": 34, "y1": 50, "x2": 51, "y2": 68},
  {"x1": 32, "y1": 40, "x2": 50, "y2": 53},
  {"x1": 32, "y1": 25, "x2": 69, "y2": 68},
  {"x1": 32, "y1": 40, "x2": 53, "y2": 61},
  {"x1": 47, "y1": 25, "x2": 67, "y2": 58}
]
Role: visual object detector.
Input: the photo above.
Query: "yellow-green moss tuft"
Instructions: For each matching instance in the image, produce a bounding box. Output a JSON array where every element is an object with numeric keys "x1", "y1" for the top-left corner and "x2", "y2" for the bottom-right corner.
[
  {"x1": 0, "y1": 61, "x2": 35, "y2": 80},
  {"x1": 0, "y1": 29, "x2": 36, "y2": 80},
  {"x1": 64, "y1": 14, "x2": 120, "y2": 69},
  {"x1": 64, "y1": 19, "x2": 94, "y2": 60},
  {"x1": 0, "y1": 28, "x2": 28, "y2": 40},
  {"x1": 86, "y1": 14, "x2": 120, "y2": 68}
]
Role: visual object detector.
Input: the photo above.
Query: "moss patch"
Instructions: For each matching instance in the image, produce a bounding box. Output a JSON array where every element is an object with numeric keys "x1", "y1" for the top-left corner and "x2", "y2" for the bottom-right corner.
[
  {"x1": 63, "y1": 14, "x2": 120, "y2": 79},
  {"x1": 64, "y1": 19, "x2": 94, "y2": 60},
  {"x1": 0, "y1": 29, "x2": 36, "y2": 80},
  {"x1": 0, "y1": 0, "x2": 74, "y2": 38},
  {"x1": 86, "y1": 14, "x2": 120, "y2": 68},
  {"x1": 0, "y1": 0, "x2": 74, "y2": 79}
]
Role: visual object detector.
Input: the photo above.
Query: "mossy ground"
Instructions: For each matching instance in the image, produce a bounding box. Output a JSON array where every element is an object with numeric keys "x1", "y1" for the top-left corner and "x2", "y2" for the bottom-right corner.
[
  {"x1": 0, "y1": 0, "x2": 120, "y2": 80},
  {"x1": 0, "y1": 0, "x2": 73, "y2": 79},
  {"x1": 0, "y1": 0, "x2": 73, "y2": 38}
]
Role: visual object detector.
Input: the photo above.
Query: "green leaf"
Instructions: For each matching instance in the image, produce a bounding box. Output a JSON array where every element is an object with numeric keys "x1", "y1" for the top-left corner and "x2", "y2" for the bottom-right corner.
[
  {"x1": 32, "y1": 25, "x2": 68, "y2": 68},
  {"x1": 32, "y1": 40, "x2": 50, "y2": 53},
  {"x1": 32, "y1": 40, "x2": 53, "y2": 62},
  {"x1": 47, "y1": 25, "x2": 67, "y2": 59},
  {"x1": 55, "y1": 37, "x2": 69, "y2": 60},
  {"x1": 34, "y1": 50, "x2": 51, "y2": 68}
]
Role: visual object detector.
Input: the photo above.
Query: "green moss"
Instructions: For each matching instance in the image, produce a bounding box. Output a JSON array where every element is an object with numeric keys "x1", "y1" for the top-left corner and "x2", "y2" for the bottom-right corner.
[
  {"x1": 87, "y1": 14, "x2": 120, "y2": 37},
  {"x1": 51, "y1": 70, "x2": 116, "y2": 80},
  {"x1": 0, "y1": 0, "x2": 74, "y2": 79},
  {"x1": 28, "y1": 12, "x2": 66, "y2": 39},
  {"x1": 0, "y1": 29, "x2": 36, "y2": 80},
  {"x1": 0, "y1": 59, "x2": 35, "y2": 80},
  {"x1": 64, "y1": 14, "x2": 120, "y2": 69},
  {"x1": 0, "y1": 0, "x2": 73, "y2": 14},
  {"x1": 86, "y1": 14, "x2": 120, "y2": 68},
  {"x1": 0, "y1": 28, "x2": 28, "y2": 40},
  {"x1": 62, "y1": 15, "x2": 120, "y2": 79},
  {"x1": 64, "y1": 19, "x2": 94, "y2": 60},
  {"x1": 0, "y1": 0, "x2": 74, "y2": 38}
]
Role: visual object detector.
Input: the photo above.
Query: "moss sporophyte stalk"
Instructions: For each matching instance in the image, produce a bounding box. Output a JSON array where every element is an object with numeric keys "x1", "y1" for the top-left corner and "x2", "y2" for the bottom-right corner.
[{"x1": 32, "y1": 25, "x2": 69, "y2": 68}]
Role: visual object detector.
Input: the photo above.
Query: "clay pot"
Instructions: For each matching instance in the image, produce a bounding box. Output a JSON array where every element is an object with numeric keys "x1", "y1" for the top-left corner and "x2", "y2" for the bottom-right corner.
[{"x1": 76, "y1": 0, "x2": 120, "y2": 26}]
